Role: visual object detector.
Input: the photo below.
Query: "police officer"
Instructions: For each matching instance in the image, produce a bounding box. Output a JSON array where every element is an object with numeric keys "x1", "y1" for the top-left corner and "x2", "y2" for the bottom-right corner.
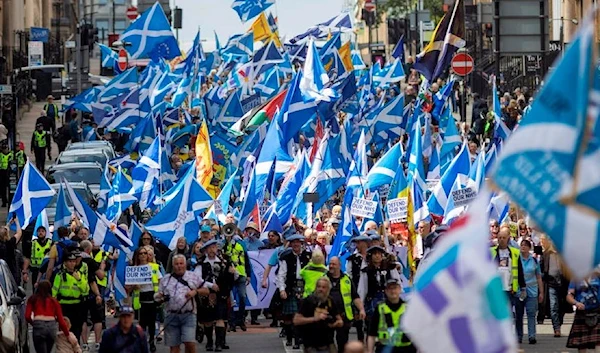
[
  {"x1": 276, "y1": 234, "x2": 312, "y2": 349},
  {"x1": 30, "y1": 225, "x2": 52, "y2": 290},
  {"x1": 52, "y1": 250, "x2": 90, "y2": 342},
  {"x1": 223, "y1": 227, "x2": 251, "y2": 332},
  {"x1": 15, "y1": 142, "x2": 25, "y2": 178},
  {"x1": 346, "y1": 234, "x2": 371, "y2": 342},
  {"x1": 195, "y1": 239, "x2": 235, "y2": 352},
  {"x1": 0, "y1": 143, "x2": 13, "y2": 207},
  {"x1": 31, "y1": 122, "x2": 47, "y2": 171},
  {"x1": 367, "y1": 279, "x2": 415, "y2": 353}
]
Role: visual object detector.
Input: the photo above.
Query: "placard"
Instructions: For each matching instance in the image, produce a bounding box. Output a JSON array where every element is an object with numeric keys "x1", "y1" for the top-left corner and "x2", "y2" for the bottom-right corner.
[
  {"x1": 213, "y1": 200, "x2": 224, "y2": 216},
  {"x1": 28, "y1": 41, "x2": 44, "y2": 66},
  {"x1": 125, "y1": 264, "x2": 152, "y2": 285},
  {"x1": 450, "y1": 187, "x2": 477, "y2": 207},
  {"x1": 350, "y1": 197, "x2": 377, "y2": 218},
  {"x1": 387, "y1": 197, "x2": 408, "y2": 221},
  {"x1": 240, "y1": 94, "x2": 261, "y2": 113}
]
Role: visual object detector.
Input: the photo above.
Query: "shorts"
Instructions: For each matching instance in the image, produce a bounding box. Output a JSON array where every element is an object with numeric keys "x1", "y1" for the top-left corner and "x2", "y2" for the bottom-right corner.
[
  {"x1": 164, "y1": 312, "x2": 197, "y2": 347},
  {"x1": 86, "y1": 297, "x2": 105, "y2": 325}
]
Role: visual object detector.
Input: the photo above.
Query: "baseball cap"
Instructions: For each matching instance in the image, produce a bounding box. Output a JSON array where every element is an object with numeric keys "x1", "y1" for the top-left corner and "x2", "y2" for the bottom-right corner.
[
  {"x1": 200, "y1": 225, "x2": 212, "y2": 233},
  {"x1": 118, "y1": 306, "x2": 135, "y2": 316}
]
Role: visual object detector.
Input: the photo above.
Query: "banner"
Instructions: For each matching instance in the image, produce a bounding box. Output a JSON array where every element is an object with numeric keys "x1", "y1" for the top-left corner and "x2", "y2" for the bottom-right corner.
[
  {"x1": 210, "y1": 133, "x2": 237, "y2": 182},
  {"x1": 125, "y1": 264, "x2": 152, "y2": 285},
  {"x1": 28, "y1": 41, "x2": 43, "y2": 67},
  {"x1": 30, "y1": 27, "x2": 50, "y2": 43},
  {"x1": 350, "y1": 197, "x2": 377, "y2": 218},
  {"x1": 241, "y1": 94, "x2": 261, "y2": 113},
  {"x1": 450, "y1": 187, "x2": 477, "y2": 207},
  {"x1": 232, "y1": 249, "x2": 277, "y2": 310}
]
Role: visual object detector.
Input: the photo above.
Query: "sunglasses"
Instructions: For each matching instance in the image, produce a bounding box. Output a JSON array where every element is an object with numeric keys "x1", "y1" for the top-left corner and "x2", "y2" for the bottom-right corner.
[
  {"x1": 139, "y1": 252, "x2": 148, "y2": 255},
  {"x1": 142, "y1": 238, "x2": 151, "y2": 241}
]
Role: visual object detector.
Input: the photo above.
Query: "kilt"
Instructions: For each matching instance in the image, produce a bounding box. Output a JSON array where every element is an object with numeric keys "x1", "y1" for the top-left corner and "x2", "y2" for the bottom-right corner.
[
  {"x1": 365, "y1": 292, "x2": 386, "y2": 319},
  {"x1": 282, "y1": 297, "x2": 299, "y2": 316},
  {"x1": 567, "y1": 311, "x2": 600, "y2": 349}
]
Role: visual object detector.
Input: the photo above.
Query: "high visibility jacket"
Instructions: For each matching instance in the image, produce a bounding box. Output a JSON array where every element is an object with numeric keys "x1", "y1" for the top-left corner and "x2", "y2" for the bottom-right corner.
[
  {"x1": 331, "y1": 274, "x2": 354, "y2": 320},
  {"x1": 93, "y1": 250, "x2": 108, "y2": 287},
  {"x1": 44, "y1": 103, "x2": 59, "y2": 119},
  {"x1": 0, "y1": 151, "x2": 13, "y2": 170},
  {"x1": 15, "y1": 150, "x2": 25, "y2": 167},
  {"x1": 491, "y1": 246, "x2": 521, "y2": 292},
  {"x1": 299, "y1": 262, "x2": 328, "y2": 298},
  {"x1": 376, "y1": 302, "x2": 412, "y2": 347},
  {"x1": 52, "y1": 266, "x2": 89, "y2": 304},
  {"x1": 225, "y1": 241, "x2": 247, "y2": 278},
  {"x1": 132, "y1": 263, "x2": 161, "y2": 310},
  {"x1": 31, "y1": 239, "x2": 52, "y2": 268},
  {"x1": 34, "y1": 131, "x2": 47, "y2": 148}
]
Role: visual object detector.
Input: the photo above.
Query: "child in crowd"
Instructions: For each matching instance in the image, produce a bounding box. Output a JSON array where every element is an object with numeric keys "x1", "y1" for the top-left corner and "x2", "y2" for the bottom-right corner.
[{"x1": 55, "y1": 317, "x2": 82, "y2": 353}]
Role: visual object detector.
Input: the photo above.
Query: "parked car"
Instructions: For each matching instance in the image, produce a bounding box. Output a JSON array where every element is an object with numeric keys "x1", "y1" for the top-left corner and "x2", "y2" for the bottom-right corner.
[
  {"x1": 46, "y1": 162, "x2": 104, "y2": 196},
  {"x1": 56, "y1": 149, "x2": 109, "y2": 166},
  {"x1": 45, "y1": 182, "x2": 97, "y2": 224},
  {"x1": 66, "y1": 141, "x2": 116, "y2": 159},
  {"x1": 0, "y1": 259, "x2": 28, "y2": 353}
]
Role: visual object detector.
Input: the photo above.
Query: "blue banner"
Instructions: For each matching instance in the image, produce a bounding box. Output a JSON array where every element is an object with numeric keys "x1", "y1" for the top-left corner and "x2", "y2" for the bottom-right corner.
[
  {"x1": 210, "y1": 134, "x2": 237, "y2": 183},
  {"x1": 240, "y1": 93, "x2": 261, "y2": 114},
  {"x1": 30, "y1": 27, "x2": 50, "y2": 43}
]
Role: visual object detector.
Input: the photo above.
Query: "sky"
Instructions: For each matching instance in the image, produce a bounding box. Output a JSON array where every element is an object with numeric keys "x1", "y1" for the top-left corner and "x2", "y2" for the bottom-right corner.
[{"x1": 174, "y1": 0, "x2": 345, "y2": 51}]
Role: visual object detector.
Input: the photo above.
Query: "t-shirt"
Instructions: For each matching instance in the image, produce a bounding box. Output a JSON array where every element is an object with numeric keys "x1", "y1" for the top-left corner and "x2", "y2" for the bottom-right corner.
[
  {"x1": 520, "y1": 256, "x2": 540, "y2": 297},
  {"x1": 328, "y1": 275, "x2": 358, "y2": 320},
  {"x1": 80, "y1": 257, "x2": 98, "y2": 285},
  {"x1": 569, "y1": 277, "x2": 600, "y2": 311},
  {"x1": 298, "y1": 295, "x2": 339, "y2": 348},
  {"x1": 498, "y1": 248, "x2": 512, "y2": 291}
]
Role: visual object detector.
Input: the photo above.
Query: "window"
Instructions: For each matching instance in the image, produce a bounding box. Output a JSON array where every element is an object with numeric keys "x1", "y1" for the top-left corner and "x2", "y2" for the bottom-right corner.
[
  {"x1": 96, "y1": 19, "x2": 109, "y2": 34},
  {"x1": 114, "y1": 20, "x2": 127, "y2": 33},
  {"x1": 114, "y1": 0, "x2": 125, "y2": 4}
]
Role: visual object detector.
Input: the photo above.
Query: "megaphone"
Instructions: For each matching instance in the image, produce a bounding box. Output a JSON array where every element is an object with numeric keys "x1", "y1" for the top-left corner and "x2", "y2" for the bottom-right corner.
[{"x1": 222, "y1": 223, "x2": 237, "y2": 237}]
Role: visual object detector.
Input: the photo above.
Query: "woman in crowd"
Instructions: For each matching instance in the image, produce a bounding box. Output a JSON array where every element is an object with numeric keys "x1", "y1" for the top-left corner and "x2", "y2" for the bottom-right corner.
[
  {"x1": 515, "y1": 239, "x2": 543, "y2": 344},
  {"x1": 566, "y1": 270, "x2": 600, "y2": 352},
  {"x1": 0, "y1": 217, "x2": 23, "y2": 285},
  {"x1": 188, "y1": 240, "x2": 204, "y2": 271},
  {"x1": 539, "y1": 234, "x2": 571, "y2": 337},
  {"x1": 166, "y1": 236, "x2": 188, "y2": 273}
]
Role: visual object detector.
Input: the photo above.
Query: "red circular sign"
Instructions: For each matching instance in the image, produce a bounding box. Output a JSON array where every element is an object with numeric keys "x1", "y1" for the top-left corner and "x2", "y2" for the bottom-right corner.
[
  {"x1": 364, "y1": 0, "x2": 376, "y2": 11},
  {"x1": 126, "y1": 6, "x2": 138, "y2": 20},
  {"x1": 451, "y1": 53, "x2": 474, "y2": 76},
  {"x1": 118, "y1": 48, "x2": 128, "y2": 71}
]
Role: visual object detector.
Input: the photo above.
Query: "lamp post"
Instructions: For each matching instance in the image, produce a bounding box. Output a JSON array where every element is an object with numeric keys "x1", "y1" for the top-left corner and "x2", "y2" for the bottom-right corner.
[{"x1": 550, "y1": 17, "x2": 579, "y2": 52}]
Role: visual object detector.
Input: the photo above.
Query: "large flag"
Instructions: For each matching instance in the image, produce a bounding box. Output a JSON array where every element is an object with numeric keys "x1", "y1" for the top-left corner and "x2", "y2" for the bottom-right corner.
[
  {"x1": 231, "y1": 0, "x2": 274, "y2": 22},
  {"x1": 413, "y1": 0, "x2": 465, "y2": 81},
  {"x1": 8, "y1": 161, "x2": 55, "y2": 229},
  {"x1": 300, "y1": 38, "x2": 337, "y2": 102},
  {"x1": 365, "y1": 142, "x2": 403, "y2": 192},
  {"x1": 105, "y1": 167, "x2": 137, "y2": 222},
  {"x1": 403, "y1": 190, "x2": 517, "y2": 353},
  {"x1": 195, "y1": 120, "x2": 214, "y2": 190},
  {"x1": 119, "y1": 2, "x2": 181, "y2": 60},
  {"x1": 428, "y1": 142, "x2": 471, "y2": 215},
  {"x1": 250, "y1": 12, "x2": 281, "y2": 46},
  {"x1": 53, "y1": 184, "x2": 72, "y2": 240},
  {"x1": 131, "y1": 136, "x2": 161, "y2": 210},
  {"x1": 491, "y1": 18, "x2": 597, "y2": 278},
  {"x1": 99, "y1": 43, "x2": 121, "y2": 73}
]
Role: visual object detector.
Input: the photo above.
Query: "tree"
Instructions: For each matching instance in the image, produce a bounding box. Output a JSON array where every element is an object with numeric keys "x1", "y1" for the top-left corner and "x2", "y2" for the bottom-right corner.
[{"x1": 383, "y1": 0, "x2": 444, "y2": 23}]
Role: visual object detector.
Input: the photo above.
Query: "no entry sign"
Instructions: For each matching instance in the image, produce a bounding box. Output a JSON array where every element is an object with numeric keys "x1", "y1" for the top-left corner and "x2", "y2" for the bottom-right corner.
[
  {"x1": 451, "y1": 53, "x2": 474, "y2": 76},
  {"x1": 118, "y1": 48, "x2": 128, "y2": 71},
  {"x1": 126, "y1": 6, "x2": 138, "y2": 20}
]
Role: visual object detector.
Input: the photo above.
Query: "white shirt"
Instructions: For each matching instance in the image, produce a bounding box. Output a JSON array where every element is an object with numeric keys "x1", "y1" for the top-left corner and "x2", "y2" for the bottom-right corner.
[
  {"x1": 498, "y1": 248, "x2": 512, "y2": 291},
  {"x1": 276, "y1": 251, "x2": 303, "y2": 292}
]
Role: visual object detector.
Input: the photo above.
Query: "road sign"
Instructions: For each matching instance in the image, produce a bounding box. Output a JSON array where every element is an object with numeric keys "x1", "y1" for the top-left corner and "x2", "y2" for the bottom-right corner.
[
  {"x1": 0, "y1": 85, "x2": 12, "y2": 95},
  {"x1": 451, "y1": 53, "x2": 474, "y2": 76},
  {"x1": 118, "y1": 48, "x2": 128, "y2": 71},
  {"x1": 65, "y1": 40, "x2": 76, "y2": 48},
  {"x1": 126, "y1": 6, "x2": 138, "y2": 20},
  {"x1": 364, "y1": 0, "x2": 376, "y2": 11}
]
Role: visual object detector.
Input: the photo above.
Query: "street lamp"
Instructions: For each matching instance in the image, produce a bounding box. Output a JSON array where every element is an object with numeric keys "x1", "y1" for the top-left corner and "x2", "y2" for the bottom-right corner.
[{"x1": 550, "y1": 17, "x2": 579, "y2": 51}]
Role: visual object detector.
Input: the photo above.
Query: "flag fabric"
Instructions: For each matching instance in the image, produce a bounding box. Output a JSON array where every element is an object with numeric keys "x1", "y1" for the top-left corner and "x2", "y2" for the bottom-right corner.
[
  {"x1": 442, "y1": 178, "x2": 468, "y2": 225},
  {"x1": 105, "y1": 167, "x2": 137, "y2": 222},
  {"x1": 365, "y1": 141, "x2": 403, "y2": 192},
  {"x1": 131, "y1": 136, "x2": 161, "y2": 210},
  {"x1": 427, "y1": 144, "x2": 441, "y2": 180},
  {"x1": 223, "y1": 32, "x2": 254, "y2": 57},
  {"x1": 491, "y1": 18, "x2": 597, "y2": 278},
  {"x1": 8, "y1": 161, "x2": 55, "y2": 229},
  {"x1": 428, "y1": 142, "x2": 471, "y2": 215},
  {"x1": 119, "y1": 2, "x2": 181, "y2": 60},
  {"x1": 254, "y1": 67, "x2": 280, "y2": 99},
  {"x1": 215, "y1": 90, "x2": 244, "y2": 129},
  {"x1": 204, "y1": 171, "x2": 237, "y2": 223},
  {"x1": 440, "y1": 107, "x2": 461, "y2": 160},
  {"x1": 276, "y1": 150, "x2": 311, "y2": 226},
  {"x1": 97, "y1": 68, "x2": 138, "y2": 101},
  {"x1": 231, "y1": 0, "x2": 274, "y2": 22},
  {"x1": 195, "y1": 120, "x2": 214, "y2": 190},
  {"x1": 327, "y1": 205, "x2": 359, "y2": 262},
  {"x1": 403, "y1": 190, "x2": 517, "y2": 353},
  {"x1": 412, "y1": 176, "x2": 430, "y2": 227},
  {"x1": 413, "y1": 0, "x2": 466, "y2": 81},
  {"x1": 372, "y1": 59, "x2": 405, "y2": 89},
  {"x1": 252, "y1": 40, "x2": 284, "y2": 78},
  {"x1": 99, "y1": 43, "x2": 121, "y2": 73},
  {"x1": 468, "y1": 147, "x2": 486, "y2": 192},
  {"x1": 34, "y1": 209, "x2": 49, "y2": 239},
  {"x1": 300, "y1": 38, "x2": 337, "y2": 102},
  {"x1": 53, "y1": 184, "x2": 72, "y2": 240},
  {"x1": 391, "y1": 35, "x2": 405, "y2": 63},
  {"x1": 250, "y1": 12, "x2": 280, "y2": 46},
  {"x1": 407, "y1": 116, "x2": 427, "y2": 192},
  {"x1": 288, "y1": 13, "x2": 353, "y2": 43},
  {"x1": 492, "y1": 77, "x2": 511, "y2": 141}
]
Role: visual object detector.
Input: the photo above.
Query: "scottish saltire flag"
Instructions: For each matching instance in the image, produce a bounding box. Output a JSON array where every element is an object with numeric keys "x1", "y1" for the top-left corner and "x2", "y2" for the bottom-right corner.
[
  {"x1": 346, "y1": 130, "x2": 368, "y2": 190},
  {"x1": 485, "y1": 141, "x2": 499, "y2": 173},
  {"x1": 289, "y1": 13, "x2": 353, "y2": 43},
  {"x1": 223, "y1": 32, "x2": 254, "y2": 57},
  {"x1": 468, "y1": 147, "x2": 486, "y2": 192},
  {"x1": 488, "y1": 191, "x2": 510, "y2": 223},
  {"x1": 440, "y1": 107, "x2": 461, "y2": 159},
  {"x1": 204, "y1": 171, "x2": 237, "y2": 223},
  {"x1": 276, "y1": 151, "x2": 311, "y2": 226},
  {"x1": 94, "y1": 87, "x2": 141, "y2": 131},
  {"x1": 171, "y1": 76, "x2": 193, "y2": 108},
  {"x1": 407, "y1": 116, "x2": 427, "y2": 192},
  {"x1": 492, "y1": 18, "x2": 597, "y2": 278},
  {"x1": 254, "y1": 67, "x2": 280, "y2": 98},
  {"x1": 413, "y1": 0, "x2": 465, "y2": 81},
  {"x1": 432, "y1": 79, "x2": 456, "y2": 122},
  {"x1": 97, "y1": 68, "x2": 138, "y2": 101},
  {"x1": 319, "y1": 32, "x2": 342, "y2": 62},
  {"x1": 412, "y1": 177, "x2": 430, "y2": 227},
  {"x1": 120, "y1": 2, "x2": 180, "y2": 60},
  {"x1": 8, "y1": 161, "x2": 55, "y2": 229},
  {"x1": 391, "y1": 35, "x2": 405, "y2": 62},
  {"x1": 96, "y1": 167, "x2": 111, "y2": 214},
  {"x1": 328, "y1": 205, "x2": 359, "y2": 262},
  {"x1": 358, "y1": 67, "x2": 375, "y2": 111},
  {"x1": 131, "y1": 136, "x2": 161, "y2": 210},
  {"x1": 99, "y1": 43, "x2": 121, "y2": 73},
  {"x1": 63, "y1": 86, "x2": 102, "y2": 112},
  {"x1": 351, "y1": 50, "x2": 366, "y2": 70},
  {"x1": 253, "y1": 40, "x2": 284, "y2": 78},
  {"x1": 492, "y1": 78, "x2": 511, "y2": 141},
  {"x1": 173, "y1": 31, "x2": 204, "y2": 77},
  {"x1": 239, "y1": 168, "x2": 260, "y2": 229},
  {"x1": 428, "y1": 142, "x2": 471, "y2": 215},
  {"x1": 53, "y1": 184, "x2": 71, "y2": 240},
  {"x1": 403, "y1": 190, "x2": 517, "y2": 353},
  {"x1": 442, "y1": 178, "x2": 468, "y2": 225},
  {"x1": 427, "y1": 145, "x2": 441, "y2": 180},
  {"x1": 372, "y1": 59, "x2": 405, "y2": 89},
  {"x1": 422, "y1": 114, "x2": 433, "y2": 159},
  {"x1": 145, "y1": 170, "x2": 214, "y2": 248},
  {"x1": 231, "y1": 0, "x2": 274, "y2": 22},
  {"x1": 150, "y1": 71, "x2": 178, "y2": 107},
  {"x1": 215, "y1": 90, "x2": 244, "y2": 129},
  {"x1": 262, "y1": 202, "x2": 283, "y2": 236},
  {"x1": 365, "y1": 142, "x2": 402, "y2": 192},
  {"x1": 125, "y1": 114, "x2": 156, "y2": 154},
  {"x1": 34, "y1": 209, "x2": 49, "y2": 239},
  {"x1": 105, "y1": 167, "x2": 137, "y2": 222},
  {"x1": 368, "y1": 94, "x2": 407, "y2": 147}
]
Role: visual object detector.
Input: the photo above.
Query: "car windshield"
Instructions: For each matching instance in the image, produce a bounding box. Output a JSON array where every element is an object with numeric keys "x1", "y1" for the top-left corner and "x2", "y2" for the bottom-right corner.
[
  {"x1": 49, "y1": 168, "x2": 102, "y2": 185},
  {"x1": 58, "y1": 153, "x2": 106, "y2": 165},
  {"x1": 46, "y1": 187, "x2": 90, "y2": 208}
]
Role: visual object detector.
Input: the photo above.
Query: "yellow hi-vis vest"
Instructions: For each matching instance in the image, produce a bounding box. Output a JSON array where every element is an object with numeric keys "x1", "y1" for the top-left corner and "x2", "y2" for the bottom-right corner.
[
  {"x1": 490, "y1": 246, "x2": 521, "y2": 292},
  {"x1": 93, "y1": 250, "x2": 108, "y2": 287},
  {"x1": 132, "y1": 263, "x2": 160, "y2": 310},
  {"x1": 52, "y1": 266, "x2": 89, "y2": 304},
  {"x1": 0, "y1": 151, "x2": 13, "y2": 170},
  {"x1": 339, "y1": 274, "x2": 354, "y2": 321},
  {"x1": 299, "y1": 262, "x2": 328, "y2": 298},
  {"x1": 34, "y1": 131, "x2": 47, "y2": 148},
  {"x1": 15, "y1": 150, "x2": 25, "y2": 167},
  {"x1": 31, "y1": 239, "x2": 52, "y2": 267},
  {"x1": 225, "y1": 241, "x2": 247, "y2": 278},
  {"x1": 377, "y1": 302, "x2": 412, "y2": 347}
]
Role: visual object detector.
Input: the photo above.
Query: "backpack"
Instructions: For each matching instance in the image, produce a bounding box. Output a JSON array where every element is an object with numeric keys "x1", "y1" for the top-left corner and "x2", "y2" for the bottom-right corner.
[{"x1": 39, "y1": 239, "x2": 79, "y2": 279}]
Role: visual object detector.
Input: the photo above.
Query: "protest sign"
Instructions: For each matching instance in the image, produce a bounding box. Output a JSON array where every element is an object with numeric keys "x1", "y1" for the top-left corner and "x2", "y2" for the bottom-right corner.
[
  {"x1": 350, "y1": 197, "x2": 378, "y2": 218},
  {"x1": 387, "y1": 197, "x2": 408, "y2": 221},
  {"x1": 214, "y1": 200, "x2": 224, "y2": 216},
  {"x1": 450, "y1": 187, "x2": 477, "y2": 207},
  {"x1": 125, "y1": 264, "x2": 152, "y2": 285}
]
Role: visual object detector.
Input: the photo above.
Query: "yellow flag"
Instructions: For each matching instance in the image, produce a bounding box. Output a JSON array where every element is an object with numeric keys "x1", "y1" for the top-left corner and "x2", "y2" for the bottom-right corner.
[
  {"x1": 250, "y1": 13, "x2": 272, "y2": 42},
  {"x1": 195, "y1": 121, "x2": 213, "y2": 189},
  {"x1": 338, "y1": 41, "x2": 354, "y2": 71},
  {"x1": 398, "y1": 185, "x2": 416, "y2": 280}
]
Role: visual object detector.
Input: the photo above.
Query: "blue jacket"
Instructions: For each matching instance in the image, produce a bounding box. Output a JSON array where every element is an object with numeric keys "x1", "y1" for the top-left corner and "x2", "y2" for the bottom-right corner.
[{"x1": 99, "y1": 324, "x2": 149, "y2": 353}]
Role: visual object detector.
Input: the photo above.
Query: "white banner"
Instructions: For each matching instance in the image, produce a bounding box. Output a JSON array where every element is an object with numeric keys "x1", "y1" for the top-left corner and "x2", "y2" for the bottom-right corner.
[
  {"x1": 232, "y1": 249, "x2": 277, "y2": 310},
  {"x1": 28, "y1": 41, "x2": 43, "y2": 66},
  {"x1": 451, "y1": 187, "x2": 477, "y2": 207},
  {"x1": 387, "y1": 197, "x2": 408, "y2": 221},
  {"x1": 350, "y1": 197, "x2": 377, "y2": 218},
  {"x1": 125, "y1": 264, "x2": 152, "y2": 285}
]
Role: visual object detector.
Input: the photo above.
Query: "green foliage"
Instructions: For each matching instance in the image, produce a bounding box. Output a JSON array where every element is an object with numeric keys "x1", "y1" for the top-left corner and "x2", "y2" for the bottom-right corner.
[{"x1": 383, "y1": 0, "x2": 444, "y2": 23}]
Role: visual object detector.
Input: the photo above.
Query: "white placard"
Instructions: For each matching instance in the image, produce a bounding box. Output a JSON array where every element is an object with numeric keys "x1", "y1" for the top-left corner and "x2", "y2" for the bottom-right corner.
[
  {"x1": 125, "y1": 264, "x2": 152, "y2": 285},
  {"x1": 28, "y1": 41, "x2": 44, "y2": 66},
  {"x1": 451, "y1": 187, "x2": 477, "y2": 207},
  {"x1": 213, "y1": 200, "x2": 224, "y2": 216},
  {"x1": 387, "y1": 197, "x2": 408, "y2": 221},
  {"x1": 350, "y1": 197, "x2": 377, "y2": 218}
]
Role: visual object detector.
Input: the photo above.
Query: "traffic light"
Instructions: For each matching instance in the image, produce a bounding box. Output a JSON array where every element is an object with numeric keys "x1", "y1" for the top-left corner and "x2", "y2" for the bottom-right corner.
[
  {"x1": 88, "y1": 25, "x2": 99, "y2": 48},
  {"x1": 362, "y1": 9, "x2": 376, "y2": 27}
]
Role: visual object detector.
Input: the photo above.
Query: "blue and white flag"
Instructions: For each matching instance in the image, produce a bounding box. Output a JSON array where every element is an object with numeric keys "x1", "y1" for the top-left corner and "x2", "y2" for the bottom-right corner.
[
  {"x1": 391, "y1": 35, "x2": 405, "y2": 62},
  {"x1": 440, "y1": 107, "x2": 461, "y2": 160},
  {"x1": 289, "y1": 13, "x2": 353, "y2": 43},
  {"x1": 276, "y1": 151, "x2": 311, "y2": 226},
  {"x1": 231, "y1": 0, "x2": 274, "y2": 22},
  {"x1": 105, "y1": 167, "x2": 137, "y2": 222},
  {"x1": 120, "y1": 2, "x2": 181, "y2": 60},
  {"x1": 112, "y1": 251, "x2": 128, "y2": 305},
  {"x1": 99, "y1": 43, "x2": 121, "y2": 73},
  {"x1": 404, "y1": 190, "x2": 517, "y2": 353},
  {"x1": 215, "y1": 90, "x2": 244, "y2": 129},
  {"x1": 254, "y1": 67, "x2": 280, "y2": 99},
  {"x1": 34, "y1": 209, "x2": 49, "y2": 239},
  {"x1": 223, "y1": 32, "x2": 254, "y2": 57},
  {"x1": 492, "y1": 18, "x2": 596, "y2": 278},
  {"x1": 252, "y1": 40, "x2": 284, "y2": 78},
  {"x1": 428, "y1": 142, "x2": 471, "y2": 215},
  {"x1": 8, "y1": 161, "x2": 55, "y2": 229},
  {"x1": 468, "y1": 147, "x2": 486, "y2": 192},
  {"x1": 412, "y1": 177, "x2": 430, "y2": 227},
  {"x1": 328, "y1": 205, "x2": 359, "y2": 263},
  {"x1": 427, "y1": 145, "x2": 441, "y2": 180},
  {"x1": 53, "y1": 184, "x2": 72, "y2": 240},
  {"x1": 97, "y1": 68, "x2": 138, "y2": 101},
  {"x1": 372, "y1": 58, "x2": 405, "y2": 89},
  {"x1": 131, "y1": 136, "x2": 161, "y2": 210},
  {"x1": 204, "y1": 170, "x2": 238, "y2": 223},
  {"x1": 365, "y1": 142, "x2": 403, "y2": 192},
  {"x1": 407, "y1": 116, "x2": 427, "y2": 192},
  {"x1": 492, "y1": 78, "x2": 511, "y2": 141}
]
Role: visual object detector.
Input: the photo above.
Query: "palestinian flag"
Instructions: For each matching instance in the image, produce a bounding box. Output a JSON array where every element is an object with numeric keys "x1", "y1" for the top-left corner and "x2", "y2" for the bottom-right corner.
[{"x1": 230, "y1": 89, "x2": 287, "y2": 134}]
